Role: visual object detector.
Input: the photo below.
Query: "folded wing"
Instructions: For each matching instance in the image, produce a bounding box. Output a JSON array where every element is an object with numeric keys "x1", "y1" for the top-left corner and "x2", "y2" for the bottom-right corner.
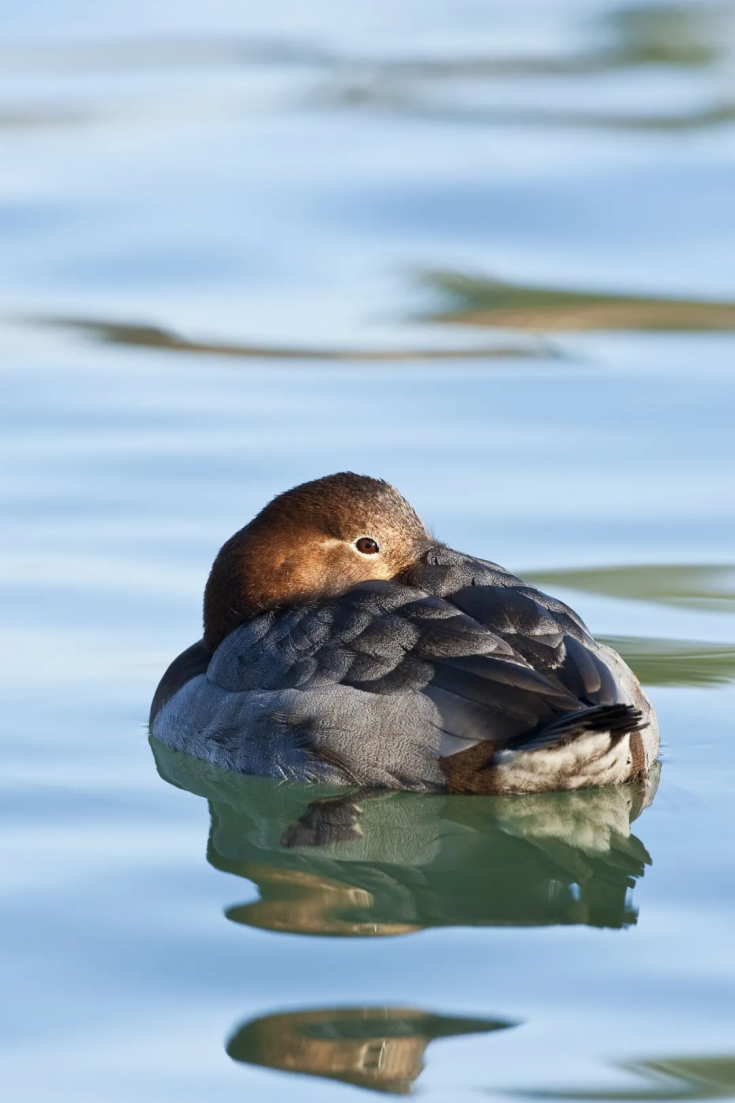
[{"x1": 206, "y1": 557, "x2": 635, "y2": 762}]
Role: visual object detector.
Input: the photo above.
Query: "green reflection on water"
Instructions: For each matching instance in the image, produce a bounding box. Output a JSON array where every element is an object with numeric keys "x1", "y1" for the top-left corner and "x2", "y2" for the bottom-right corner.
[
  {"x1": 520, "y1": 1054, "x2": 735, "y2": 1100},
  {"x1": 600, "y1": 637, "x2": 735, "y2": 688},
  {"x1": 423, "y1": 274, "x2": 735, "y2": 333},
  {"x1": 5, "y1": 3, "x2": 733, "y2": 137},
  {"x1": 325, "y1": 2, "x2": 735, "y2": 131},
  {"x1": 152, "y1": 738, "x2": 659, "y2": 938},
  {"x1": 606, "y1": 2, "x2": 726, "y2": 69},
  {"x1": 350, "y1": 99, "x2": 735, "y2": 134},
  {"x1": 524, "y1": 565, "x2": 735, "y2": 613}
]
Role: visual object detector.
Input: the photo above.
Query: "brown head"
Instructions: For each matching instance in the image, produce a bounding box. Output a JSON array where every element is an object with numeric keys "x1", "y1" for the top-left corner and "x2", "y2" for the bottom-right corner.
[{"x1": 203, "y1": 473, "x2": 431, "y2": 651}]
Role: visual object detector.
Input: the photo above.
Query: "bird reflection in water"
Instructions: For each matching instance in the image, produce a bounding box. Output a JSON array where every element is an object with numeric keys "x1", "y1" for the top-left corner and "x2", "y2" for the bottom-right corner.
[
  {"x1": 226, "y1": 1006, "x2": 513, "y2": 1094},
  {"x1": 151, "y1": 736, "x2": 659, "y2": 936},
  {"x1": 151, "y1": 738, "x2": 658, "y2": 1092}
]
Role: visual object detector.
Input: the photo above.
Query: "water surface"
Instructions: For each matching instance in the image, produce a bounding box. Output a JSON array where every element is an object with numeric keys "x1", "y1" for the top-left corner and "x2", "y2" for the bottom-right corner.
[{"x1": 2, "y1": 1, "x2": 735, "y2": 1100}]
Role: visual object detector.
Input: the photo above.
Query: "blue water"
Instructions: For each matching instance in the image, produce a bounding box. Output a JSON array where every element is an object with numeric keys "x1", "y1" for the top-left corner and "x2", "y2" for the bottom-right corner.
[{"x1": 2, "y1": 2, "x2": 735, "y2": 1100}]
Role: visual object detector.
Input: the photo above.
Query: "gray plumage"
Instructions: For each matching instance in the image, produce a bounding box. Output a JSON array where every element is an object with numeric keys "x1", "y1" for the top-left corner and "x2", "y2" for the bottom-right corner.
[{"x1": 151, "y1": 543, "x2": 659, "y2": 792}]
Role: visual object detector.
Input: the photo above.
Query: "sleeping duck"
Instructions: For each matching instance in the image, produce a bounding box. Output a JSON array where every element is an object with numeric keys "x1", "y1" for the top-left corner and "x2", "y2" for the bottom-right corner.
[{"x1": 150, "y1": 472, "x2": 659, "y2": 793}]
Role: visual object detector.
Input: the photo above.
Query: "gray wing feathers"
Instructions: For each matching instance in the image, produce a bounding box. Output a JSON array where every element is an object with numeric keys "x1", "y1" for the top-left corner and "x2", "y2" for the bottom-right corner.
[
  {"x1": 409, "y1": 548, "x2": 625, "y2": 708},
  {"x1": 153, "y1": 546, "x2": 655, "y2": 787},
  {"x1": 201, "y1": 574, "x2": 606, "y2": 776},
  {"x1": 207, "y1": 580, "x2": 517, "y2": 697}
]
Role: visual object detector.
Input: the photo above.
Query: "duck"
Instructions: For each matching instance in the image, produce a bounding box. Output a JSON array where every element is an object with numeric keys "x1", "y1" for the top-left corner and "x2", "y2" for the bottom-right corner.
[{"x1": 150, "y1": 472, "x2": 659, "y2": 794}]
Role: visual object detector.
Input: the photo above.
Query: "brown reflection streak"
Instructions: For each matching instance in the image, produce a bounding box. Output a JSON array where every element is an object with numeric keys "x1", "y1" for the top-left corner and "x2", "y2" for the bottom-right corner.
[
  {"x1": 35, "y1": 316, "x2": 539, "y2": 363},
  {"x1": 226, "y1": 1007, "x2": 512, "y2": 1094}
]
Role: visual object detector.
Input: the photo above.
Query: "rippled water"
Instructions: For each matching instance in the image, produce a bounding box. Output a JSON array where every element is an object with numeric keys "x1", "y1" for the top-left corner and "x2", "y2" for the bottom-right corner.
[{"x1": 2, "y1": 2, "x2": 735, "y2": 1100}]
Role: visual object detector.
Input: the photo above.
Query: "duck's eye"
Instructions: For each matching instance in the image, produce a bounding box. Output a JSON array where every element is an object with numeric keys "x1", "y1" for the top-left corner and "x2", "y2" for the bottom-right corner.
[{"x1": 355, "y1": 537, "x2": 380, "y2": 555}]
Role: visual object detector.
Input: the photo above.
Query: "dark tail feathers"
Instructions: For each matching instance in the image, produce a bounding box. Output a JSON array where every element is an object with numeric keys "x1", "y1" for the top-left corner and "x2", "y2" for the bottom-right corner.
[{"x1": 510, "y1": 702, "x2": 646, "y2": 753}]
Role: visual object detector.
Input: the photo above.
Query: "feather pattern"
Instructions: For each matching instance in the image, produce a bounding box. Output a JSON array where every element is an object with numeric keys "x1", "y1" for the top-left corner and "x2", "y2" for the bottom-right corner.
[{"x1": 152, "y1": 544, "x2": 658, "y2": 792}]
